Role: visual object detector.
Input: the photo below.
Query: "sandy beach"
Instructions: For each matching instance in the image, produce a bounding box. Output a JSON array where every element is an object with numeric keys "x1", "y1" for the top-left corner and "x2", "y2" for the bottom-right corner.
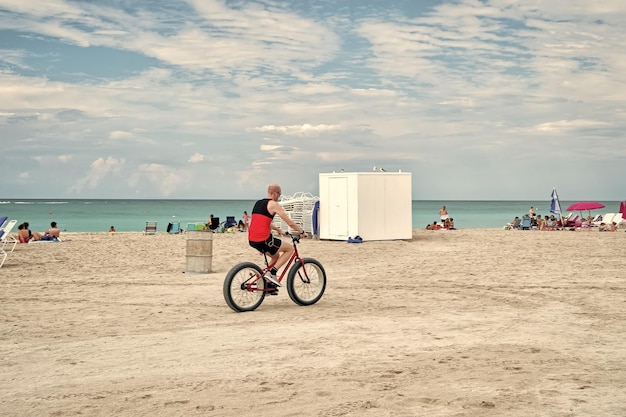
[{"x1": 1, "y1": 229, "x2": 625, "y2": 416}]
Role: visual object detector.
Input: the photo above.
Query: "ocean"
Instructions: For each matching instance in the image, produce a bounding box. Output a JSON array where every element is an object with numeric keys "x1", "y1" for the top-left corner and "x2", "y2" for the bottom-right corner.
[{"x1": 0, "y1": 199, "x2": 622, "y2": 233}]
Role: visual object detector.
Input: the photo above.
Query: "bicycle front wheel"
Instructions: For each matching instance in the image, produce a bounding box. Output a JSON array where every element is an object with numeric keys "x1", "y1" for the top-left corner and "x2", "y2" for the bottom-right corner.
[
  {"x1": 286, "y1": 258, "x2": 326, "y2": 306},
  {"x1": 223, "y1": 262, "x2": 265, "y2": 312}
]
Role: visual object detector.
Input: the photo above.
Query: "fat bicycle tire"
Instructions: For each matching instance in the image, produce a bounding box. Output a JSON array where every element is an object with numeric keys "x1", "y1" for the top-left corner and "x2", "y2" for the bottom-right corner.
[
  {"x1": 223, "y1": 262, "x2": 266, "y2": 312},
  {"x1": 286, "y1": 258, "x2": 326, "y2": 306}
]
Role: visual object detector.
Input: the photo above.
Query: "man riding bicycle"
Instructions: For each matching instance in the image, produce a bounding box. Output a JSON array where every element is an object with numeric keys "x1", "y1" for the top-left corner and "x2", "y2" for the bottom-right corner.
[{"x1": 248, "y1": 183, "x2": 307, "y2": 289}]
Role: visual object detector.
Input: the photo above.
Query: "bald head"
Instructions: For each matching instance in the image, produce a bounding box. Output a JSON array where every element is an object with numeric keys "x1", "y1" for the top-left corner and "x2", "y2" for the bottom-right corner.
[{"x1": 267, "y1": 183, "x2": 282, "y2": 200}]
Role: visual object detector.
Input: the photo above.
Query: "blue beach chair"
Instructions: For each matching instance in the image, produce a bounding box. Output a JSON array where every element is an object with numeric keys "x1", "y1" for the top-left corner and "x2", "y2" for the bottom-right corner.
[
  {"x1": 221, "y1": 216, "x2": 237, "y2": 232},
  {"x1": 167, "y1": 221, "x2": 181, "y2": 234}
]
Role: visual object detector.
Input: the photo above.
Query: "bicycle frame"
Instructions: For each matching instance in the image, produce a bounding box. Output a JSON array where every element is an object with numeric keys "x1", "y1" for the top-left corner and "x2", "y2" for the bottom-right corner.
[{"x1": 248, "y1": 234, "x2": 311, "y2": 292}]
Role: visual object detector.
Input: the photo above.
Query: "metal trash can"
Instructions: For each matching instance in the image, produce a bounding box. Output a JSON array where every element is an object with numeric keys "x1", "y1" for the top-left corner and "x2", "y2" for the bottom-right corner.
[{"x1": 186, "y1": 230, "x2": 213, "y2": 273}]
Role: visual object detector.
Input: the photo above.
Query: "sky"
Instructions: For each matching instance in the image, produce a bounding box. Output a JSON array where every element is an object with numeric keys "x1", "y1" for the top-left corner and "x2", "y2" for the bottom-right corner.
[{"x1": 1, "y1": 0, "x2": 625, "y2": 201}]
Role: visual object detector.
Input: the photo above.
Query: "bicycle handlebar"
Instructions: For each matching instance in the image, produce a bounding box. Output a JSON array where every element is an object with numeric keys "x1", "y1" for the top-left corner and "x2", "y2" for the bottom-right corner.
[{"x1": 285, "y1": 231, "x2": 306, "y2": 243}]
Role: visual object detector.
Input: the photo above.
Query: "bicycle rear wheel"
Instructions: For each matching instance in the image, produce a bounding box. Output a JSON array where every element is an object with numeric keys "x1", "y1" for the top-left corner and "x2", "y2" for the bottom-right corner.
[
  {"x1": 223, "y1": 262, "x2": 265, "y2": 312},
  {"x1": 286, "y1": 258, "x2": 326, "y2": 306}
]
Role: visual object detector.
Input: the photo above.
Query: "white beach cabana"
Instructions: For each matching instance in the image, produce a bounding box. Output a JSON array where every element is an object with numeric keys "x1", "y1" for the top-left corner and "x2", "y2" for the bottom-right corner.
[{"x1": 318, "y1": 171, "x2": 412, "y2": 241}]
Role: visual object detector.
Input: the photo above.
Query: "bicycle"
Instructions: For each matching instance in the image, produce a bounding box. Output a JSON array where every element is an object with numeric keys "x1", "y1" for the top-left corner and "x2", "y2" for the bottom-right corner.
[{"x1": 223, "y1": 232, "x2": 327, "y2": 312}]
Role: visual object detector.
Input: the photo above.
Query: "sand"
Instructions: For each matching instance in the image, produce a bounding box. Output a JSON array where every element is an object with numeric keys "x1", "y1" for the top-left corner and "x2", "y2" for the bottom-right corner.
[{"x1": 1, "y1": 229, "x2": 625, "y2": 416}]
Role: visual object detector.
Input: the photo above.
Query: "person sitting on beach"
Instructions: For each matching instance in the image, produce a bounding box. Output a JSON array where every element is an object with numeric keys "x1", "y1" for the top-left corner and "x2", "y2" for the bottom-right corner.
[
  {"x1": 507, "y1": 217, "x2": 520, "y2": 230},
  {"x1": 598, "y1": 222, "x2": 606, "y2": 232},
  {"x1": 581, "y1": 216, "x2": 594, "y2": 229},
  {"x1": 109, "y1": 226, "x2": 116, "y2": 233},
  {"x1": 607, "y1": 222, "x2": 617, "y2": 232},
  {"x1": 543, "y1": 215, "x2": 555, "y2": 231},
  {"x1": 17, "y1": 224, "x2": 30, "y2": 243},
  {"x1": 22, "y1": 222, "x2": 42, "y2": 241},
  {"x1": 243, "y1": 211, "x2": 250, "y2": 231},
  {"x1": 237, "y1": 220, "x2": 245, "y2": 232},
  {"x1": 448, "y1": 218, "x2": 456, "y2": 230},
  {"x1": 43, "y1": 221, "x2": 61, "y2": 239},
  {"x1": 426, "y1": 221, "x2": 440, "y2": 230}
]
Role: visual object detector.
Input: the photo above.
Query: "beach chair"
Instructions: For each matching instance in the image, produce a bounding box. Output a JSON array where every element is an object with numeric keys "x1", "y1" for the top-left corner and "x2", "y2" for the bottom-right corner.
[
  {"x1": 0, "y1": 231, "x2": 8, "y2": 268},
  {"x1": 221, "y1": 216, "x2": 237, "y2": 232},
  {"x1": 593, "y1": 213, "x2": 615, "y2": 227},
  {"x1": 565, "y1": 215, "x2": 579, "y2": 228},
  {"x1": 208, "y1": 217, "x2": 220, "y2": 232},
  {"x1": 144, "y1": 221, "x2": 157, "y2": 235},
  {"x1": 506, "y1": 217, "x2": 521, "y2": 230},
  {"x1": 0, "y1": 220, "x2": 18, "y2": 252},
  {"x1": 167, "y1": 221, "x2": 181, "y2": 234},
  {"x1": 521, "y1": 216, "x2": 531, "y2": 230},
  {"x1": 0, "y1": 216, "x2": 7, "y2": 229},
  {"x1": 601, "y1": 213, "x2": 625, "y2": 229}
]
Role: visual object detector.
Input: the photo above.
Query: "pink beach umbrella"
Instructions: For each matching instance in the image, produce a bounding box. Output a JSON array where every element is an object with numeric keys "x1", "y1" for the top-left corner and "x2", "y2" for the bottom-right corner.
[
  {"x1": 619, "y1": 201, "x2": 626, "y2": 219},
  {"x1": 565, "y1": 201, "x2": 605, "y2": 218}
]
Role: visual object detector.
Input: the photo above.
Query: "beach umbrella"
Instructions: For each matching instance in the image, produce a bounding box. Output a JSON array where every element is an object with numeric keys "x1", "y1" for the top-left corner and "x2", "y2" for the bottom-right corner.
[
  {"x1": 620, "y1": 201, "x2": 626, "y2": 219},
  {"x1": 565, "y1": 201, "x2": 605, "y2": 218},
  {"x1": 550, "y1": 188, "x2": 562, "y2": 220}
]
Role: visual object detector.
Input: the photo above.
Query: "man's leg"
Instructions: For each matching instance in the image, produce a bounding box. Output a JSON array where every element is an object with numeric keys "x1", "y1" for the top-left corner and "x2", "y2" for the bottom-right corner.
[
  {"x1": 273, "y1": 241, "x2": 294, "y2": 271},
  {"x1": 268, "y1": 251, "x2": 280, "y2": 268}
]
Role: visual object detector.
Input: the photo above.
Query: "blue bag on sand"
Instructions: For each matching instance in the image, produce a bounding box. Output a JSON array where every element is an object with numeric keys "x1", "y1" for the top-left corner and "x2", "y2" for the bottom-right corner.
[{"x1": 347, "y1": 235, "x2": 363, "y2": 244}]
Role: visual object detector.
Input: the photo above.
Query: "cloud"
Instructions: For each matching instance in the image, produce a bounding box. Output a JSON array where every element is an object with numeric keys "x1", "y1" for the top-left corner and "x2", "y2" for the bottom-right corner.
[
  {"x1": 252, "y1": 124, "x2": 343, "y2": 136},
  {"x1": 516, "y1": 119, "x2": 609, "y2": 134},
  {"x1": 70, "y1": 156, "x2": 125, "y2": 193},
  {"x1": 187, "y1": 152, "x2": 204, "y2": 163},
  {"x1": 109, "y1": 130, "x2": 134, "y2": 140},
  {"x1": 128, "y1": 163, "x2": 187, "y2": 196},
  {"x1": 260, "y1": 144, "x2": 283, "y2": 151}
]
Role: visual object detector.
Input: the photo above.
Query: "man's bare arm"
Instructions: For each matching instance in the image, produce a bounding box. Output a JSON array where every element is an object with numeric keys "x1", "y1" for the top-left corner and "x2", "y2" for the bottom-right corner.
[{"x1": 270, "y1": 201, "x2": 304, "y2": 234}]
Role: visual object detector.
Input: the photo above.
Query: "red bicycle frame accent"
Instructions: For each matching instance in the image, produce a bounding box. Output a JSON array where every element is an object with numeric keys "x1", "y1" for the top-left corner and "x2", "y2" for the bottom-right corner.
[{"x1": 246, "y1": 234, "x2": 311, "y2": 292}]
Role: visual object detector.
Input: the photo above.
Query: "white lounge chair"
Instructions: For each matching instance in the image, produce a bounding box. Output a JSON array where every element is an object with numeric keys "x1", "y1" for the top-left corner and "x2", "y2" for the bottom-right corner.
[
  {"x1": 0, "y1": 219, "x2": 18, "y2": 252},
  {"x1": 594, "y1": 213, "x2": 617, "y2": 227},
  {"x1": 0, "y1": 232, "x2": 8, "y2": 268},
  {"x1": 610, "y1": 213, "x2": 625, "y2": 228}
]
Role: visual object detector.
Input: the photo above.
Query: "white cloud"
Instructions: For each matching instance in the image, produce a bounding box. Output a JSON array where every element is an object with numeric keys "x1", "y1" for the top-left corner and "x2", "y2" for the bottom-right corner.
[
  {"x1": 260, "y1": 144, "x2": 283, "y2": 151},
  {"x1": 109, "y1": 130, "x2": 134, "y2": 140},
  {"x1": 535, "y1": 119, "x2": 608, "y2": 133},
  {"x1": 188, "y1": 152, "x2": 204, "y2": 163},
  {"x1": 128, "y1": 163, "x2": 187, "y2": 196},
  {"x1": 70, "y1": 156, "x2": 125, "y2": 193},
  {"x1": 253, "y1": 124, "x2": 343, "y2": 136}
]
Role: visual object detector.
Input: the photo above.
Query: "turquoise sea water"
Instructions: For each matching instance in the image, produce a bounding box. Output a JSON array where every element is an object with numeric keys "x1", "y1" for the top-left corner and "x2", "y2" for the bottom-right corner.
[{"x1": 0, "y1": 199, "x2": 622, "y2": 233}]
